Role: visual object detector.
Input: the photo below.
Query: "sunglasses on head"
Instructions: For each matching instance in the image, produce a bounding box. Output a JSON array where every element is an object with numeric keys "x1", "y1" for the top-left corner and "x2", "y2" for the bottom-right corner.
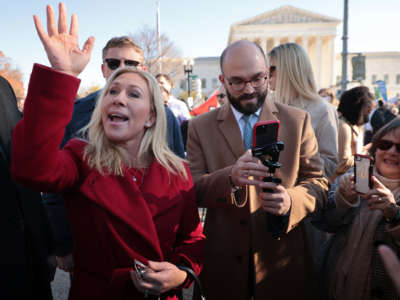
[
  {"x1": 376, "y1": 139, "x2": 400, "y2": 152},
  {"x1": 104, "y1": 58, "x2": 140, "y2": 70}
]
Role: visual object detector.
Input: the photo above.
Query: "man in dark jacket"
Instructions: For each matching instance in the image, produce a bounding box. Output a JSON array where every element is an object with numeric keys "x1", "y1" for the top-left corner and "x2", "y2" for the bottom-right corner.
[
  {"x1": 0, "y1": 75, "x2": 55, "y2": 299},
  {"x1": 43, "y1": 36, "x2": 185, "y2": 274}
]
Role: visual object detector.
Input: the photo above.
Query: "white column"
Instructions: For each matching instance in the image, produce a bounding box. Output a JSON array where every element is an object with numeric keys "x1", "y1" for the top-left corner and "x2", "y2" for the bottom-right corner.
[
  {"x1": 315, "y1": 36, "x2": 323, "y2": 89},
  {"x1": 329, "y1": 36, "x2": 335, "y2": 87},
  {"x1": 303, "y1": 36, "x2": 309, "y2": 53},
  {"x1": 262, "y1": 38, "x2": 268, "y2": 55},
  {"x1": 272, "y1": 37, "x2": 278, "y2": 48}
]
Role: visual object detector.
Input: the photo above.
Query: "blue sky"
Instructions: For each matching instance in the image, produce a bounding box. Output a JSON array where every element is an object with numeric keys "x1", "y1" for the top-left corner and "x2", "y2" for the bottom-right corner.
[{"x1": 1, "y1": 0, "x2": 399, "y2": 91}]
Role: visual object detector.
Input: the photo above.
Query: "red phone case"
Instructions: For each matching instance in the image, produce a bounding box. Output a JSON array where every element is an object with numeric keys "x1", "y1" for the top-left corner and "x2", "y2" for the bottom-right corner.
[{"x1": 252, "y1": 120, "x2": 280, "y2": 148}]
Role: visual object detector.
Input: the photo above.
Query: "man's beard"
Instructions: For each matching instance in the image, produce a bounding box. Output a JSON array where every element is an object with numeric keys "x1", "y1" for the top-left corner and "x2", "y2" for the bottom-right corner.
[{"x1": 226, "y1": 88, "x2": 267, "y2": 115}]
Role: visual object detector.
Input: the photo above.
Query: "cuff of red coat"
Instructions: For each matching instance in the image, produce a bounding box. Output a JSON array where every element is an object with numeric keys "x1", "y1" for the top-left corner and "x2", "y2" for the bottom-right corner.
[{"x1": 29, "y1": 63, "x2": 80, "y2": 102}]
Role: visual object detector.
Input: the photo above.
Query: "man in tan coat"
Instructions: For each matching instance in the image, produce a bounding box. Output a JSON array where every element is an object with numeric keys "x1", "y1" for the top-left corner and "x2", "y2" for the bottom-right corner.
[{"x1": 187, "y1": 40, "x2": 329, "y2": 299}]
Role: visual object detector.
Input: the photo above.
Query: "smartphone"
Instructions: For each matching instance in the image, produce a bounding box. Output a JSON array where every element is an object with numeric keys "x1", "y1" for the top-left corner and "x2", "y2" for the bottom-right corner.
[
  {"x1": 252, "y1": 120, "x2": 281, "y2": 161},
  {"x1": 354, "y1": 154, "x2": 373, "y2": 194},
  {"x1": 134, "y1": 259, "x2": 148, "y2": 278},
  {"x1": 252, "y1": 120, "x2": 280, "y2": 149}
]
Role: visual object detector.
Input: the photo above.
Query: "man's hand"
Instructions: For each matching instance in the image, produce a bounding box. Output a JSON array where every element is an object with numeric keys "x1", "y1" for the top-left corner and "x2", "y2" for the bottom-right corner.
[
  {"x1": 258, "y1": 181, "x2": 291, "y2": 215},
  {"x1": 231, "y1": 150, "x2": 269, "y2": 187},
  {"x1": 130, "y1": 261, "x2": 187, "y2": 296},
  {"x1": 33, "y1": 2, "x2": 94, "y2": 77},
  {"x1": 56, "y1": 253, "x2": 74, "y2": 273}
]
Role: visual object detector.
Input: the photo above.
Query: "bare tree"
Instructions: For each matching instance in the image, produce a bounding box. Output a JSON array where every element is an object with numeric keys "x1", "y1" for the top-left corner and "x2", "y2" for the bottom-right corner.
[{"x1": 130, "y1": 26, "x2": 183, "y2": 79}]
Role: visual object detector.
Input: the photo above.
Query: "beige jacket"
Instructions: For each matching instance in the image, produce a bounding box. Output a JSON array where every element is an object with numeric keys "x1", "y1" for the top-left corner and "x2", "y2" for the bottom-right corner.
[{"x1": 187, "y1": 99, "x2": 328, "y2": 300}]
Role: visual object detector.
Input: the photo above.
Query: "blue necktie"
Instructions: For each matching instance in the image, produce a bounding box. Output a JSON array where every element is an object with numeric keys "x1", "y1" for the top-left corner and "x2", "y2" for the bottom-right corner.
[{"x1": 242, "y1": 115, "x2": 253, "y2": 150}]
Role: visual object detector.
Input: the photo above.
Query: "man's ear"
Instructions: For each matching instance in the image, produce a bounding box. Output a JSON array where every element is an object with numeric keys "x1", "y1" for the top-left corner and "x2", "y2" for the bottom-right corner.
[
  {"x1": 101, "y1": 63, "x2": 107, "y2": 79},
  {"x1": 219, "y1": 74, "x2": 225, "y2": 85}
]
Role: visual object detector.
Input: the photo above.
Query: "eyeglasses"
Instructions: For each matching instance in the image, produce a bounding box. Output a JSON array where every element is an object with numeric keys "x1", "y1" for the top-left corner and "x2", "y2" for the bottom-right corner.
[
  {"x1": 104, "y1": 58, "x2": 140, "y2": 70},
  {"x1": 376, "y1": 139, "x2": 400, "y2": 152},
  {"x1": 269, "y1": 65, "x2": 276, "y2": 77},
  {"x1": 217, "y1": 93, "x2": 226, "y2": 99},
  {"x1": 225, "y1": 73, "x2": 268, "y2": 92}
]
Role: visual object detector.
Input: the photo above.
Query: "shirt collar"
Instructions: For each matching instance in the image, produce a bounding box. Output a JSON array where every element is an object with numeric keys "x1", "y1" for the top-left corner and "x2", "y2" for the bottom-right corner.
[{"x1": 230, "y1": 104, "x2": 261, "y2": 124}]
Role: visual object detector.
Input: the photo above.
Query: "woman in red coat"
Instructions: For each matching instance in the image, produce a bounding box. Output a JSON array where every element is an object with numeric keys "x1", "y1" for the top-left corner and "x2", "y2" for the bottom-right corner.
[{"x1": 11, "y1": 3, "x2": 204, "y2": 299}]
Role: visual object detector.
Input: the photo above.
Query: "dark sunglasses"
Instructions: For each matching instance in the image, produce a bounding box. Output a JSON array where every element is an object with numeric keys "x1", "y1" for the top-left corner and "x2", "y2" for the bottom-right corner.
[
  {"x1": 105, "y1": 58, "x2": 140, "y2": 70},
  {"x1": 376, "y1": 139, "x2": 400, "y2": 152},
  {"x1": 217, "y1": 93, "x2": 226, "y2": 99}
]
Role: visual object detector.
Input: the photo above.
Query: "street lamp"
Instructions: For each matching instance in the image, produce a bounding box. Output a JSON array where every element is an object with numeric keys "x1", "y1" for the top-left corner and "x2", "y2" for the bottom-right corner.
[{"x1": 183, "y1": 58, "x2": 194, "y2": 97}]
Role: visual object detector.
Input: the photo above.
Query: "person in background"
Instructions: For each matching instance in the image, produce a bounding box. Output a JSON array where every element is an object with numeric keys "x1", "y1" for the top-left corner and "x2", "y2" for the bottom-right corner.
[
  {"x1": 216, "y1": 85, "x2": 228, "y2": 106},
  {"x1": 268, "y1": 42, "x2": 339, "y2": 270},
  {"x1": 331, "y1": 86, "x2": 374, "y2": 182},
  {"x1": 315, "y1": 117, "x2": 400, "y2": 300},
  {"x1": 1, "y1": 74, "x2": 55, "y2": 299},
  {"x1": 156, "y1": 73, "x2": 191, "y2": 125},
  {"x1": 12, "y1": 4, "x2": 204, "y2": 299},
  {"x1": 268, "y1": 43, "x2": 339, "y2": 179}
]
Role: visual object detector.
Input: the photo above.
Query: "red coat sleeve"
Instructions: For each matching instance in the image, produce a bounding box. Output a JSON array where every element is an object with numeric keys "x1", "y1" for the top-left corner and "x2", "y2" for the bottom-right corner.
[{"x1": 11, "y1": 64, "x2": 82, "y2": 192}]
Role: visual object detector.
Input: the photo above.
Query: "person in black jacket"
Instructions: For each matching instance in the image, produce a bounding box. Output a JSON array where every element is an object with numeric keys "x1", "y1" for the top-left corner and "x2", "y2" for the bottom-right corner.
[
  {"x1": 42, "y1": 36, "x2": 185, "y2": 276},
  {"x1": 0, "y1": 75, "x2": 55, "y2": 299}
]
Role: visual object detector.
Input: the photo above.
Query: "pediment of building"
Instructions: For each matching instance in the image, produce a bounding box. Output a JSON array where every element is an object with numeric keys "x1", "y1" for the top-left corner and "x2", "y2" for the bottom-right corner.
[{"x1": 234, "y1": 5, "x2": 340, "y2": 26}]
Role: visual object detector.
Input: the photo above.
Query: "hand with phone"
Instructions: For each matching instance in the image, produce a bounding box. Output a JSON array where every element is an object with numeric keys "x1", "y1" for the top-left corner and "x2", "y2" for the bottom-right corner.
[
  {"x1": 130, "y1": 260, "x2": 187, "y2": 297},
  {"x1": 365, "y1": 177, "x2": 396, "y2": 216},
  {"x1": 230, "y1": 150, "x2": 269, "y2": 188},
  {"x1": 258, "y1": 181, "x2": 291, "y2": 215}
]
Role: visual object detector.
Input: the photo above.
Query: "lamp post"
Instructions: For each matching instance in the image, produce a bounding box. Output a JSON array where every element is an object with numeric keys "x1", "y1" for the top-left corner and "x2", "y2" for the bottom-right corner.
[
  {"x1": 341, "y1": 0, "x2": 349, "y2": 94},
  {"x1": 183, "y1": 58, "x2": 194, "y2": 98}
]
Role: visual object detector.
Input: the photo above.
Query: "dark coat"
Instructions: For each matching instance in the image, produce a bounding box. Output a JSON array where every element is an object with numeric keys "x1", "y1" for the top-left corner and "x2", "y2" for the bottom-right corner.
[{"x1": 0, "y1": 75, "x2": 54, "y2": 299}]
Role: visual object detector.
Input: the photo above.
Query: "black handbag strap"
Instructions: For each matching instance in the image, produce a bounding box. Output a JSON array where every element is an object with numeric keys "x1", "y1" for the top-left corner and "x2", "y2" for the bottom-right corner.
[{"x1": 178, "y1": 266, "x2": 206, "y2": 300}]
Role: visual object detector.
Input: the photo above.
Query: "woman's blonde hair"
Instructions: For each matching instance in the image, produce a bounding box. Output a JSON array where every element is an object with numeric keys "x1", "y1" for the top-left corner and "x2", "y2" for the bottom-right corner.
[
  {"x1": 268, "y1": 43, "x2": 320, "y2": 106},
  {"x1": 82, "y1": 67, "x2": 187, "y2": 180}
]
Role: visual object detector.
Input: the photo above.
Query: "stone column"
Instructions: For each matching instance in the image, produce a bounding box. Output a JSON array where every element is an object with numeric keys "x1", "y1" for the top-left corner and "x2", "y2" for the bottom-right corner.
[
  {"x1": 328, "y1": 36, "x2": 335, "y2": 87},
  {"x1": 303, "y1": 36, "x2": 309, "y2": 53},
  {"x1": 262, "y1": 38, "x2": 268, "y2": 55},
  {"x1": 315, "y1": 36, "x2": 323, "y2": 88}
]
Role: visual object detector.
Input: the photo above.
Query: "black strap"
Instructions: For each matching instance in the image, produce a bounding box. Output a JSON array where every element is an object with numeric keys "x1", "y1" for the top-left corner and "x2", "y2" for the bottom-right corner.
[{"x1": 178, "y1": 266, "x2": 206, "y2": 300}]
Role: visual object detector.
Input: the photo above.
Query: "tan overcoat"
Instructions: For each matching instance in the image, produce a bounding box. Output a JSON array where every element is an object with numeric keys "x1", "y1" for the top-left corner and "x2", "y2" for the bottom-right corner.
[{"x1": 187, "y1": 99, "x2": 329, "y2": 300}]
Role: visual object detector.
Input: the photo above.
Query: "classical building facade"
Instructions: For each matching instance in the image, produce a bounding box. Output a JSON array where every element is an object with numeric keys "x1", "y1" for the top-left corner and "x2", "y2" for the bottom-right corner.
[
  {"x1": 228, "y1": 5, "x2": 340, "y2": 89},
  {"x1": 174, "y1": 5, "x2": 400, "y2": 101}
]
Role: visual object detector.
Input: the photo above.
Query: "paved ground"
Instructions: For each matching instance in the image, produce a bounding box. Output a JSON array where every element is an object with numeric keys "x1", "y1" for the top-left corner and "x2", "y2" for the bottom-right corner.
[{"x1": 51, "y1": 269, "x2": 193, "y2": 300}]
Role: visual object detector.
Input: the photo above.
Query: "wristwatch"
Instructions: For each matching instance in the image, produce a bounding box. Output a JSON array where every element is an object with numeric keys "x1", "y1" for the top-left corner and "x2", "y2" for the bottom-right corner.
[
  {"x1": 385, "y1": 204, "x2": 400, "y2": 224},
  {"x1": 229, "y1": 174, "x2": 240, "y2": 193}
]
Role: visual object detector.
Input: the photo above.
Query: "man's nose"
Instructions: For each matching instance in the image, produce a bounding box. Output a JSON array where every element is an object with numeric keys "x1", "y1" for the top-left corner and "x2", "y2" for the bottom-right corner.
[{"x1": 243, "y1": 81, "x2": 255, "y2": 93}]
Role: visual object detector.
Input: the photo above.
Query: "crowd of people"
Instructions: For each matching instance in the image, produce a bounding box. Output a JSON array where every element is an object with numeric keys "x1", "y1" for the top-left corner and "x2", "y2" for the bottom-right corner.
[{"x1": 2, "y1": 3, "x2": 400, "y2": 300}]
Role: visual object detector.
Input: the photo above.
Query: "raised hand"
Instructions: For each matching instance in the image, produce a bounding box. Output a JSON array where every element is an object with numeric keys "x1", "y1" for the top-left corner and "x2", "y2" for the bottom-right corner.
[{"x1": 33, "y1": 2, "x2": 94, "y2": 77}]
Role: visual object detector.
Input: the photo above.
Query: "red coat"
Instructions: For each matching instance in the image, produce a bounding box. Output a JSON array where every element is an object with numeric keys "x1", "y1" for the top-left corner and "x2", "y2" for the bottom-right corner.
[{"x1": 11, "y1": 64, "x2": 204, "y2": 300}]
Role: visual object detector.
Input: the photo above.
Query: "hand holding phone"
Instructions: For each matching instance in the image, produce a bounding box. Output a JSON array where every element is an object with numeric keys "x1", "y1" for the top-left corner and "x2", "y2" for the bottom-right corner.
[
  {"x1": 354, "y1": 154, "x2": 373, "y2": 194},
  {"x1": 134, "y1": 259, "x2": 148, "y2": 279}
]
